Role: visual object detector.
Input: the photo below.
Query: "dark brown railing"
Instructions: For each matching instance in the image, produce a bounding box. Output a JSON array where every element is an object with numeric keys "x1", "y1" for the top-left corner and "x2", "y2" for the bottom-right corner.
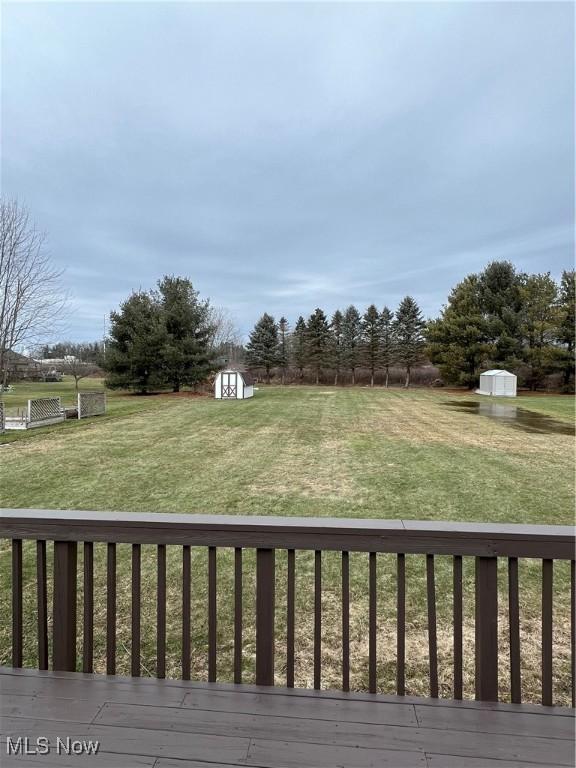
[{"x1": 1, "y1": 510, "x2": 574, "y2": 706}]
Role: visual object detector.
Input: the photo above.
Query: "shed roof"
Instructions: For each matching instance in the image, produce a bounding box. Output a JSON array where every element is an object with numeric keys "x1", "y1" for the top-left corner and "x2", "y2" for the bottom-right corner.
[
  {"x1": 480, "y1": 369, "x2": 516, "y2": 377},
  {"x1": 218, "y1": 369, "x2": 254, "y2": 386}
]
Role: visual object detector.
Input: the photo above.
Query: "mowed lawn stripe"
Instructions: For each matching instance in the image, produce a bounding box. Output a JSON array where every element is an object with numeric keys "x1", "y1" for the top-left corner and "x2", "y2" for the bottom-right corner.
[{"x1": 0, "y1": 385, "x2": 573, "y2": 703}]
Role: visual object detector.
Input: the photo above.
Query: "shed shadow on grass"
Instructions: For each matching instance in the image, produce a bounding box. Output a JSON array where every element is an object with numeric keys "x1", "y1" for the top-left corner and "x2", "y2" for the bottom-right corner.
[{"x1": 443, "y1": 400, "x2": 575, "y2": 436}]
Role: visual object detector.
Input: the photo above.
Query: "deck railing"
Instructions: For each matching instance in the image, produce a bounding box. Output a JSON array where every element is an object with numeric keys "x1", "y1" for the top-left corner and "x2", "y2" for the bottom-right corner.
[{"x1": 1, "y1": 510, "x2": 574, "y2": 706}]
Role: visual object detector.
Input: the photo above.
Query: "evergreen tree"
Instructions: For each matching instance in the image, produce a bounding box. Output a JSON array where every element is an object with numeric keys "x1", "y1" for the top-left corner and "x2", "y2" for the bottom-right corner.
[
  {"x1": 306, "y1": 308, "x2": 331, "y2": 385},
  {"x1": 104, "y1": 291, "x2": 167, "y2": 393},
  {"x1": 427, "y1": 275, "x2": 491, "y2": 387},
  {"x1": 245, "y1": 313, "x2": 279, "y2": 383},
  {"x1": 518, "y1": 273, "x2": 560, "y2": 391},
  {"x1": 291, "y1": 316, "x2": 308, "y2": 381},
  {"x1": 331, "y1": 309, "x2": 344, "y2": 386},
  {"x1": 362, "y1": 304, "x2": 383, "y2": 387},
  {"x1": 556, "y1": 270, "x2": 576, "y2": 390},
  {"x1": 156, "y1": 276, "x2": 214, "y2": 392},
  {"x1": 478, "y1": 261, "x2": 523, "y2": 368},
  {"x1": 394, "y1": 296, "x2": 425, "y2": 387},
  {"x1": 380, "y1": 307, "x2": 395, "y2": 388},
  {"x1": 278, "y1": 317, "x2": 289, "y2": 385},
  {"x1": 341, "y1": 305, "x2": 362, "y2": 384}
]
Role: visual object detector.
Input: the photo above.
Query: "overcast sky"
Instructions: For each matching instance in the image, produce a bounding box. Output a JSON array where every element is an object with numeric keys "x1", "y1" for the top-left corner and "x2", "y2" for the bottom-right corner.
[{"x1": 2, "y1": 1, "x2": 574, "y2": 342}]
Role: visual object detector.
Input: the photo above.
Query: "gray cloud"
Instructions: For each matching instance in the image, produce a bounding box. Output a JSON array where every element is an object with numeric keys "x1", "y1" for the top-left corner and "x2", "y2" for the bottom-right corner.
[{"x1": 2, "y1": 1, "x2": 574, "y2": 340}]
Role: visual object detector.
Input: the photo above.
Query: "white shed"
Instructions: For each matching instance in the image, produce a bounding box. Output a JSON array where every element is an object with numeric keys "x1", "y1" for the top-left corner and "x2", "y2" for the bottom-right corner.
[
  {"x1": 476, "y1": 369, "x2": 517, "y2": 398},
  {"x1": 214, "y1": 369, "x2": 254, "y2": 400}
]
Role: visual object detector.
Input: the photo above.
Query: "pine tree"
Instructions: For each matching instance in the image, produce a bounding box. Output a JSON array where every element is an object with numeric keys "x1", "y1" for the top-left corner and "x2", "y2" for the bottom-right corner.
[
  {"x1": 104, "y1": 277, "x2": 215, "y2": 393},
  {"x1": 104, "y1": 291, "x2": 168, "y2": 393},
  {"x1": 331, "y1": 310, "x2": 344, "y2": 386},
  {"x1": 278, "y1": 317, "x2": 289, "y2": 385},
  {"x1": 341, "y1": 305, "x2": 362, "y2": 385},
  {"x1": 394, "y1": 296, "x2": 425, "y2": 388},
  {"x1": 380, "y1": 307, "x2": 395, "y2": 388},
  {"x1": 156, "y1": 276, "x2": 214, "y2": 392},
  {"x1": 478, "y1": 261, "x2": 523, "y2": 368},
  {"x1": 306, "y1": 308, "x2": 331, "y2": 385},
  {"x1": 362, "y1": 304, "x2": 383, "y2": 387},
  {"x1": 426, "y1": 275, "x2": 491, "y2": 388},
  {"x1": 557, "y1": 270, "x2": 576, "y2": 390},
  {"x1": 519, "y1": 273, "x2": 560, "y2": 390},
  {"x1": 245, "y1": 313, "x2": 280, "y2": 383},
  {"x1": 291, "y1": 316, "x2": 307, "y2": 381}
]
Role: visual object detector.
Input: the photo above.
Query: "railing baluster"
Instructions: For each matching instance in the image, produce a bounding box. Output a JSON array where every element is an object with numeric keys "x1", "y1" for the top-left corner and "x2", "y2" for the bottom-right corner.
[
  {"x1": 131, "y1": 544, "x2": 141, "y2": 677},
  {"x1": 396, "y1": 553, "x2": 405, "y2": 696},
  {"x1": 287, "y1": 549, "x2": 295, "y2": 688},
  {"x1": 182, "y1": 545, "x2": 191, "y2": 681},
  {"x1": 36, "y1": 540, "x2": 48, "y2": 671},
  {"x1": 508, "y1": 557, "x2": 521, "y2": 703},
  {"x1": 157, "y1": 544, "x2": 166, "y2": 679},
  {"x1": 475, "y1": 556, "x2": 498, "y2": 701},
  {"x1": 106, "y1": 542, "x2": 116, "y2": 675},
  {"x1": 369, "y1": 552, "x2": 377, "y2": 693},
  {"x1": 570, "y1": 560, "x2": 576, "y2": 707},
  {"x1": 12, "y1": 539, "x2": 22, "y2": 668},
  {"x1": 542, "y1": 558, "x2": 553, "y2": 706},
  {"x1": 427, "y1": 554, "x2": 438, "y2": 698},
  {"x1": 453, "y1": 555, "x2": 462, "y2": 700},
  {"x1": 234, "y1": 547, "x2": 242, "y2": 684},
  {"x1": 0, "y1": 511, "x2": 572, "y2": 704},
  {"x1": 208, "y1": 546, "x2": 217, "y2": 682},
  {"x1": 53, "y1": 541, "x2": 77, "y2": 672},
  {"x1": 256, "y1": 548, "x2": 275, "y2": 686},
  {"x1": 314, "y1": 550, "x2": 322, "y2": 690},
  {"x1": 82, "y1": 542, "x2": 93, "y2": 673},
  {"x1": 342, "y1": 551, "x2": 350, "y2": 693}
]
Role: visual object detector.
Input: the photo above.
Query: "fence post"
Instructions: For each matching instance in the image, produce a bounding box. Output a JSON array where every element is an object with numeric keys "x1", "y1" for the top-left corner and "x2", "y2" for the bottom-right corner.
[
  {"x1": 256, "y1": 548, "x2": 275, "y2": 685},
  {"x1": 475, "y1": 556, "x2": 498, "y2": 701},
  {"x1": 53, "y1": 541, "x2": 77, "y2": 671}
]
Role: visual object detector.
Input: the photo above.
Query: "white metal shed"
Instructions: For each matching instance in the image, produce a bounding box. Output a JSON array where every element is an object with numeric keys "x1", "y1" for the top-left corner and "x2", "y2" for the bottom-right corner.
[
  {"x1": 476, "y1": 369, "x2": 517, "y2": 398},
  {"x1": 214, "y1": 369, "x2": 254, "y2": 400}
]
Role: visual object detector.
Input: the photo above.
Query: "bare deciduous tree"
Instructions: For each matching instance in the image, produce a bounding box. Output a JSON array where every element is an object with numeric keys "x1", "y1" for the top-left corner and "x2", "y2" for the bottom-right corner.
[
  {"x1": 207, "y1": 306, "x2": 241, "y2": 349},
  {"x1": 0, "y1": 200, "x2": 67, "y2": 386},
  {"x1": 60, "y1": 358, "x2": 100, "y2": 393}
]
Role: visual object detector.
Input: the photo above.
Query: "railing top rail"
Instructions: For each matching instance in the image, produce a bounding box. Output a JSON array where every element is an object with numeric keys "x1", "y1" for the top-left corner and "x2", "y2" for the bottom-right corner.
[{"x1": 1, "y1": 509, "x2": 574, "y2": 558}]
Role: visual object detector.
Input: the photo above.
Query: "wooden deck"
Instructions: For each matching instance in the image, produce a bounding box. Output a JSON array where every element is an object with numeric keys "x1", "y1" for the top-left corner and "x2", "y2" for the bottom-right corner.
[{"x1": 1, "y1": 667, "x2": 574, "y2": 768}]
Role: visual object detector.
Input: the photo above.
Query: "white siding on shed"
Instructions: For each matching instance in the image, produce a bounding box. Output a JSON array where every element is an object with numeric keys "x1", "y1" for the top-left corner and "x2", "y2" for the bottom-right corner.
[
  {"x1": 214, "y1": 370, "x2": 254, "y2": 400},
  {"x1": 477, "y1": 370, "x2": 517, "y2": 398}
]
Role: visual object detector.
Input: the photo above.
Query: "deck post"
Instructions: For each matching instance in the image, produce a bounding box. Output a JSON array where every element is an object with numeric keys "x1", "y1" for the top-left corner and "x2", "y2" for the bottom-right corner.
[
  {"x1": 475, "y1": 556, "x2": 498, "y2": 701},
  {"x1": 256, "y1": 548, "x2": 275, "y2": 685},
  {"x1": 53, "y1": 541, "x2": 77, "y2": 671}
]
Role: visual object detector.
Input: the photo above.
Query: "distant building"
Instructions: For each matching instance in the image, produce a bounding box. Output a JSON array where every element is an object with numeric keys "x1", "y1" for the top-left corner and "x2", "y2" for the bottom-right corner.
[
  {"x1": 2, "y1": 351, "x2": 44, "y2": 381},
  {"x1": 37, "y1": 355, "x2": 78, "y2": 365}
]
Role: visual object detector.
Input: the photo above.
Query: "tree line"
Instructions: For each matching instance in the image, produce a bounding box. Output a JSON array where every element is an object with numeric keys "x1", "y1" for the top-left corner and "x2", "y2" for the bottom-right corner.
[
  {"x1": 246, "y1": 297, "x2": 425, "y2": 387},
  {"x1": 3, "y1": 199, "x2": 572, "y2": 393},
  {"x1": 41, "y1": 261, "x2": 576, "y2": 393},
  {"x1": 245, "y1": 262, "x2": 575, "y2": 390}
]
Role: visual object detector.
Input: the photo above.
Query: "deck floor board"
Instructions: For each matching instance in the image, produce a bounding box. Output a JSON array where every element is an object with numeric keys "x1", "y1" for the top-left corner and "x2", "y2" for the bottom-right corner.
[{"x1": 1, "y1": 667, "x2": 574, "y2": 768}]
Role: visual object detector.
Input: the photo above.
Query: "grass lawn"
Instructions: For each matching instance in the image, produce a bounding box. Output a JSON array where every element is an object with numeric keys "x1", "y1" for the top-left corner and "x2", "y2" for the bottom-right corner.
[{"x1": 0, "y1": 381, "x2": 574, "y2": 703}]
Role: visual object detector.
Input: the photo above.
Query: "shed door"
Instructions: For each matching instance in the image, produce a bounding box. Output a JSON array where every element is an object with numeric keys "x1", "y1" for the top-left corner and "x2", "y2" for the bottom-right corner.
[{"x1": 221, "y1": 372, "x2": 237, "y2": 399}]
